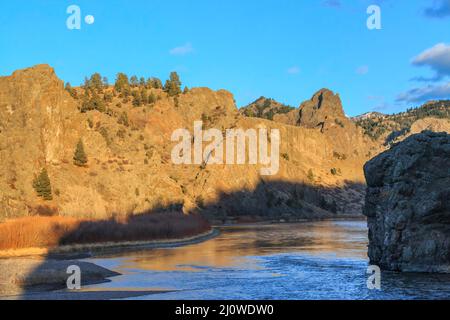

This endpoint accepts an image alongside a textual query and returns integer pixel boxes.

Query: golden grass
[0,212,211,251]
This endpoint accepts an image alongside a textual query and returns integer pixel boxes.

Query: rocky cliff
[363,131,450,273]
[0,65,381,222]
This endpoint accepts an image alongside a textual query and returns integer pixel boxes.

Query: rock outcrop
[363,131,450,273]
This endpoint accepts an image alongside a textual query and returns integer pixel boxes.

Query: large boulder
[363,131,450,273]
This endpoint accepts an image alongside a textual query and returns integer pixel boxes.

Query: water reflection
[83,220,450,300]
[100,221,368,272]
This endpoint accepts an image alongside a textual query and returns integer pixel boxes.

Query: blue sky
[0,0,449,116]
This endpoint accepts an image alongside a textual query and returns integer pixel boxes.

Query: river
[82,220,450,300]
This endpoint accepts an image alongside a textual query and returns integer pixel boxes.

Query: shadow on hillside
[12,179,366,300]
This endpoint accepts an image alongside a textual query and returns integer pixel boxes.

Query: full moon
[85,15,95,25]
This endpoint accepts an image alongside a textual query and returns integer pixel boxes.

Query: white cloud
[287,66,300,74]
[412,43,450,81]
[356,65,369,75]
[169,43,194,56]
[396,82,450,103]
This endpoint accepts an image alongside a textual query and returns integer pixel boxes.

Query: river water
[83,220,450,300]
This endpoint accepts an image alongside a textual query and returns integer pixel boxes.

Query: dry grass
[0,212,210,251]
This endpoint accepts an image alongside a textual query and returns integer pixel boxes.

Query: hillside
[353,100,450,145]
[0,65,382,224]
[244,92,450,147]
[240,97,295,121]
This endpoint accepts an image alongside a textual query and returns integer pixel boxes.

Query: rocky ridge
[0,65,382,222]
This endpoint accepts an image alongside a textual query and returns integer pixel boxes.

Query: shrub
[335,118,345,128]
[98,127,111,146]
[117,112,129,127]
[0,213,211,250]
[307,169,314,182]
[65,82,77,99]
[116,129,126,139]
[195,195,205,209]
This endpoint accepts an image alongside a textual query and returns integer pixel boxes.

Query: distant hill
[352,100,450,145]
[240,97,295,120]
[351,112,386,121]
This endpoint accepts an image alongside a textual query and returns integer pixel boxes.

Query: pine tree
[165,72,182,96]
[151,78,163,89]
[91,92,106,112]
[114,73,130,92]
[89,73,103,90]
[132,92,142,107]
[130,75,139,87]
[148,92,157,104]
[33,168,53,201]
[141,89,148,104]
[73,139,88,167]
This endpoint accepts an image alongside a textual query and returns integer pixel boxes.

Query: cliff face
[364,131,450,273]
[0,65,379,222]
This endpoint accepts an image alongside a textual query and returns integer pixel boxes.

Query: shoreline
[0,228,219,298]
[0,217,366,259]
[0,218,364,299]
[0,228,219,259]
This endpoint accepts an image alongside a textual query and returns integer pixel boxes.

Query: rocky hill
[242,93,450,147]
[0,65,381,223]
[351,112,385,121]
[240,97,295,121]
[353,100,450,145]
[364,131,450,273]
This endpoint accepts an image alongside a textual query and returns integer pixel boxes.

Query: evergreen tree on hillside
[114,73,130,92]
[132,91,142,107]
[89,73,103,90]
[130,75,139,87]
[139,77,146,87]
[148,92,157,104]
[91,92,106,112]
[32,168,53,200]
[164,72,182,96]
[151,78,163,89]
[141,89,148,104]
[73,139,88,167]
